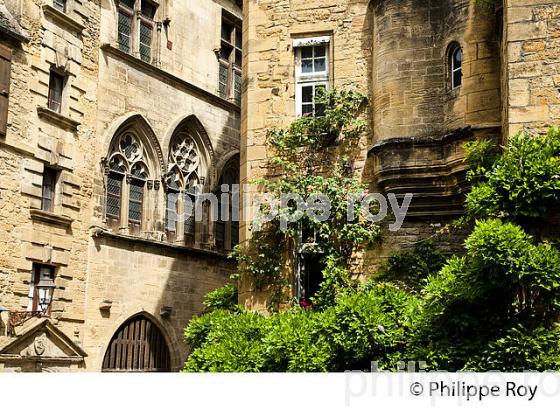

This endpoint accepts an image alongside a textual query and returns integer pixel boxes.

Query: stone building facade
[0,0,242,372]
[239,0,560,309]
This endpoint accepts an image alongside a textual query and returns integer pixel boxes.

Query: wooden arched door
[102,315,171,372]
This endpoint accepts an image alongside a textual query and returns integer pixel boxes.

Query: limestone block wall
[372,0,501,142]
[82,234,233,371]
[504,0,560,136]
[99,0,243,101]
[0,0,101,347]
[1,0,242,371]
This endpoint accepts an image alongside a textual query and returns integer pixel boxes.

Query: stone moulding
[42,4,85,34]
[368,127,500,218]
[30,209,74,228]
[37,106,81,131]
[91,227,234,260]
[100,43,241,114]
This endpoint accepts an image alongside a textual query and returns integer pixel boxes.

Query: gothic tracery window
[165,132,204,244]
[106,132,150,232]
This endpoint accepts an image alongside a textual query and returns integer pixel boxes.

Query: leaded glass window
[118,10,132,53]
[128,178,144,223]
[139,22,153,62]
[106,173,123,219]
[106,132,150,231]
[165,131,205,244]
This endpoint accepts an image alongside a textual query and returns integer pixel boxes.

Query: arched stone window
[165,131,206,246]
[215,156,239,251]
[448,43,462,90]
[105,127,157,234]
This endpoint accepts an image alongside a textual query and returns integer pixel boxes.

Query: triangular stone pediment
[0,318,86,361]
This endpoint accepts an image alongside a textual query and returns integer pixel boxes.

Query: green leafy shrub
[464,325,560,372]
[184,310,268,372]
[379,241,447,292]
[183,284,420,372]
[203,284,239,312]
[406,219,560,370]
[465,129,560,227]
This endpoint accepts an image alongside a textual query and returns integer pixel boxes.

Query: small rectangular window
[41,167,57,212]
[27,264,55,314]
[48,71,64,113]
[53,0,67,12]
[295,40,330,117]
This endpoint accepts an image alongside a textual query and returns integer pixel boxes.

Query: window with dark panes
[0,45,11,138]
[449,43,462,90]
[128,178,144,226]
[117,0,134,53]
[166,188,179,237]
[184,192,196,237]
[218,12,242,103]
[106,172,123,224]
[215,196,225,248]
[27,264,55,314]
[139,0,156,62]
[53,0,67,12]
[41,167,57,212]
[295,39,329,117]
[117,0,157,61]
[48,70,64,113]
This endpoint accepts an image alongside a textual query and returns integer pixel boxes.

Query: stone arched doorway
[102,314,171,372]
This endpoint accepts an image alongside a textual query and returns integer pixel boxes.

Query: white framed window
[294,36,330,117]
[449,43,462,90]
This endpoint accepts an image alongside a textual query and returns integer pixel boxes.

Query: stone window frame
[293,36,331,117]
[47,69,66,114]
[105,129,155,235]
[214,159,239,252]
[53,0,67,13]
[164,130,208,247]
[117,0,159,63]
[40,166,59,213]
[447,42,463,91]
[217,9,242,104]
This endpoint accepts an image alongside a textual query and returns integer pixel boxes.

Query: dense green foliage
[184,283,419,372]
[184,120,560,372]
[378,241,447,293]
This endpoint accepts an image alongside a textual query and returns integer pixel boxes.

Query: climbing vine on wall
[230,88,382,310]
